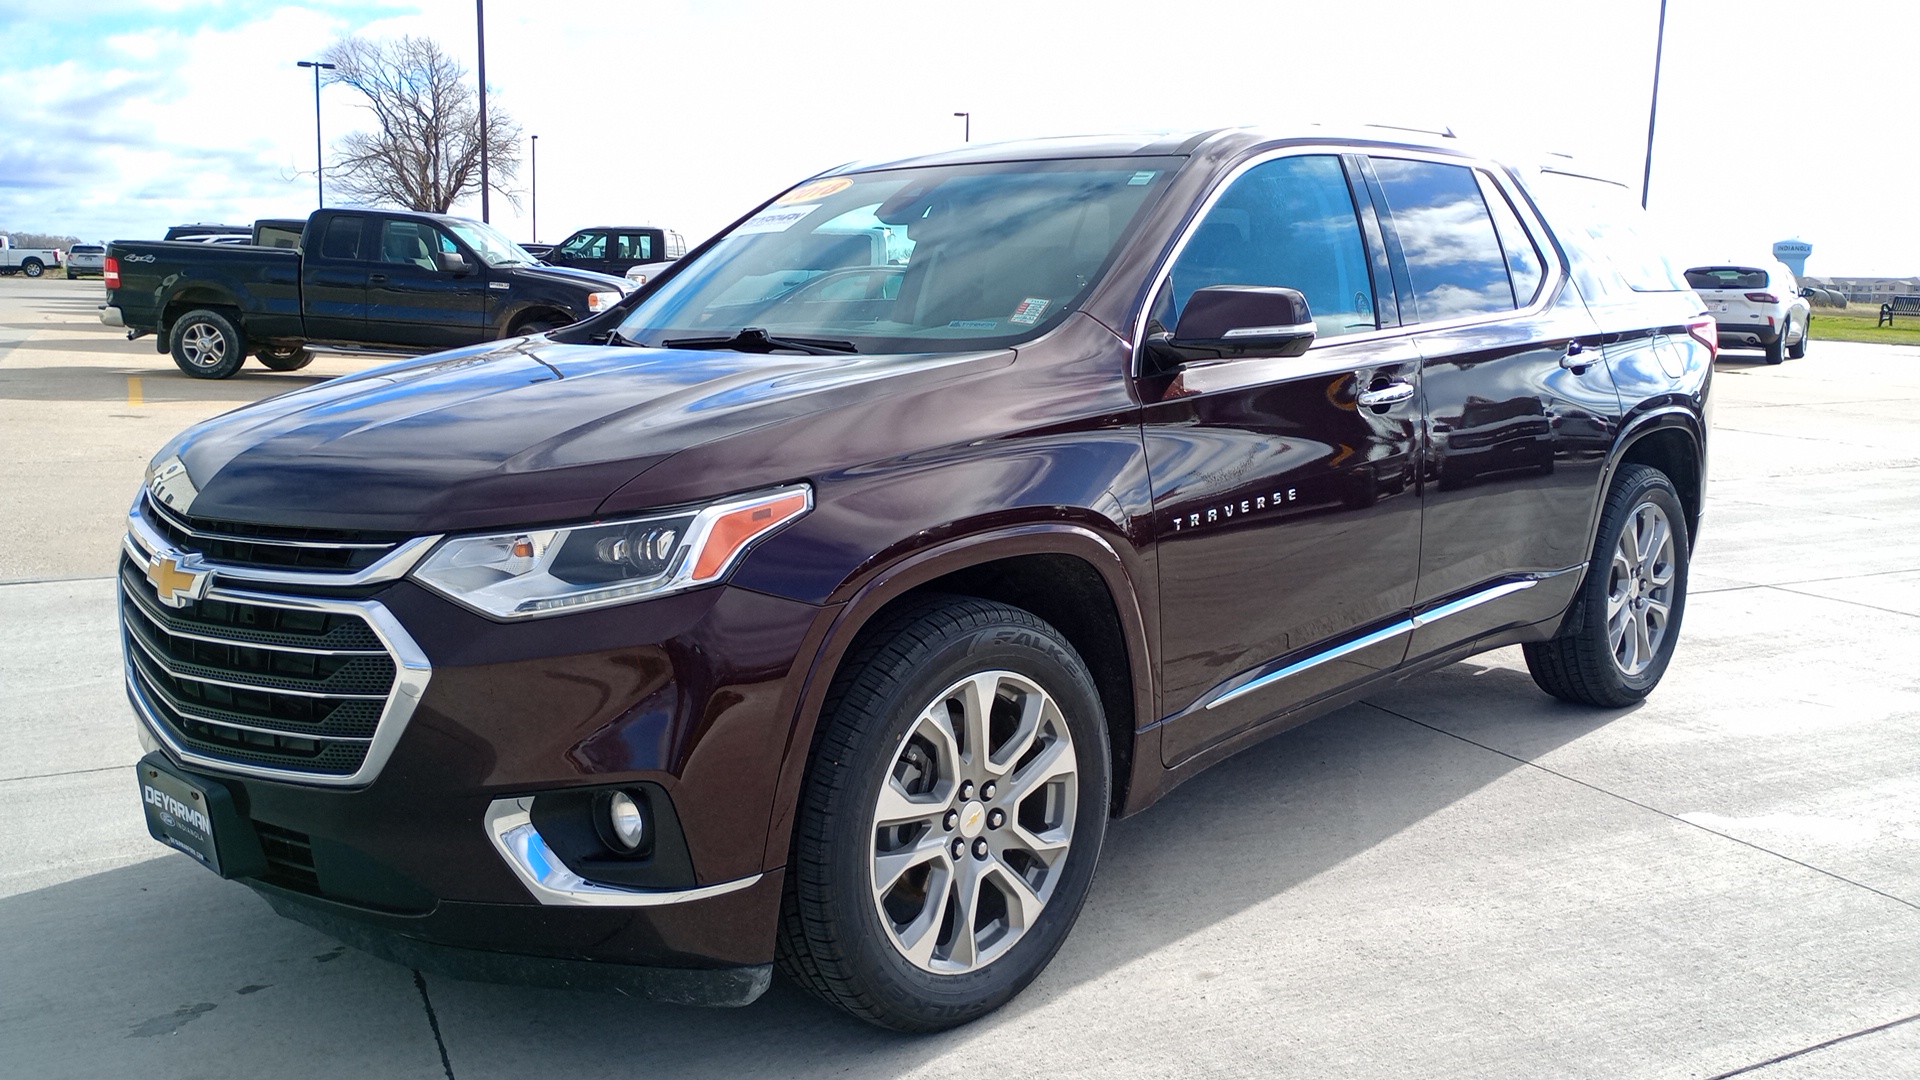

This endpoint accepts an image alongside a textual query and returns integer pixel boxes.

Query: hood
[514,263,628,290]
[162,340,1009,533]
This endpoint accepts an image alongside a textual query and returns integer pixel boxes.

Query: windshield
[615,158,1179,353]
[445,218,538,268]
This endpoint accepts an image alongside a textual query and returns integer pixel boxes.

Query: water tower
[1773,240,1812,277]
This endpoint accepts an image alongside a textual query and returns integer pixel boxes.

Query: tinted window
[1371,158,1515,321]
[1476,172,1544,306]
[1685,267,1769,290]
[1168,155,1377,339]
[319,217,364,261]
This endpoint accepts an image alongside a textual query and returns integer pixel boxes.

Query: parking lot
[3,274,1917,1078]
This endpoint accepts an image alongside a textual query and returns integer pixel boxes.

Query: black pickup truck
[102,208,632,378]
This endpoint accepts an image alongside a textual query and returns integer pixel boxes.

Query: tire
[254,344,316,371]
[1763,320,1787,364]
[22,259,43,278]
[168,310,247,379]
[777,596,1111,1032]
[1524,463,1690,707]
[512,318,560,336]
[1787,315,1809,359]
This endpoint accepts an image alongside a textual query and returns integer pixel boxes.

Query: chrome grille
[120,554,431,786]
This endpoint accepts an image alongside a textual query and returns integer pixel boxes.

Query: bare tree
[321,35,521,214]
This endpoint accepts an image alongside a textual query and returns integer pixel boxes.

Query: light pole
[1641,0,1668,209]
[954,111,970,143]
[472,0,487,220]
[296,60,335,209]
[530,134,538,243]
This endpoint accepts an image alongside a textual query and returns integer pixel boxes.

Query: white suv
[1685,262,1810,364]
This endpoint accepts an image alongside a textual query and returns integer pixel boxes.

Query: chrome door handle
[1561,341,1593,370]
[1357,381,1415,408]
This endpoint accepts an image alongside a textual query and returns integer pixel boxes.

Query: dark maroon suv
[125,128,1713,1031]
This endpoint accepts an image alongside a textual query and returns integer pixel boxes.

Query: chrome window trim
[123,581,432,788]
[1194,576,1549,713]
[1128,143,1570,375]
[127,496,440,589]
[483,798,762,908]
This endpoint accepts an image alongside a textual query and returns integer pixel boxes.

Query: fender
[1587,405,1705,541]
[757,521,1161,871]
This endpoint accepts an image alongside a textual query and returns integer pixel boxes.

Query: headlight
[586,290,626,314]
[411,485,811,619]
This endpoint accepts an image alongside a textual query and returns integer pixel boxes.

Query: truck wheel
[1523,464,1690,707]
[255,345,316,371]
[169,310,247,379]
[22,259,43,278]
[777,596,1110,1032]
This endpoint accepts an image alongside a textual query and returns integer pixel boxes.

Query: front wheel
[254,344,315,371]
[168,310,247,379]
[21,259,43,278]
[777,596,1111,1032]
[1524,464,1690,707]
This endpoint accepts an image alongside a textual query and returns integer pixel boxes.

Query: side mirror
[1147,286,1317,368]
[443,252,471,275]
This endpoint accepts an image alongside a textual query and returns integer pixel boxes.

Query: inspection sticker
[775,177,853,205]
[735,203,821,235]
[1128,170,1157,185]
[1009,298,1050,325]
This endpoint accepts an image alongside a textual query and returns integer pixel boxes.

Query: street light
[954,111,970,143]
[476,0,490,222]
[1641,0,1669,209]
[295,60,335,209]
[530,134,538,243]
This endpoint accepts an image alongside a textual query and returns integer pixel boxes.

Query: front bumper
[123,547,827,988]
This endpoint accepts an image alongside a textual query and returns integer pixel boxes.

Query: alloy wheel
[870,670,1078,974]
[180,322,227,369]
[1606,501,1675,675]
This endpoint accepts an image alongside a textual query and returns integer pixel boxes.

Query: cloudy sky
[3,0,1914,276]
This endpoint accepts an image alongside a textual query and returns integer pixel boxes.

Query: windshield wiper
[660,327,858,355]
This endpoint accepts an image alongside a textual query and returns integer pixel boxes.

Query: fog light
[606,790,647,852]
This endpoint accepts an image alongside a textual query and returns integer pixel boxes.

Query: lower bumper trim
[254,884,773,1007]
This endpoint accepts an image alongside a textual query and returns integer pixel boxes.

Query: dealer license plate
[139,762,223,874]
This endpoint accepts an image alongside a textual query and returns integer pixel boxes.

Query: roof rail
[1362,123,1456,139]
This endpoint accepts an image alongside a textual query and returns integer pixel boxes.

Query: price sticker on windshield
[736,204,822,235]
[1010,297,1051,325]
[775,178,853,205]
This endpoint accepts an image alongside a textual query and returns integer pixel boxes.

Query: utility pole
[474,0,487,220]
[530,134,538,242]
[296,60,335,209]
[1642,0,1668,210]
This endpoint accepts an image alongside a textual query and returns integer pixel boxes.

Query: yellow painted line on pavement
[128,376,143,407]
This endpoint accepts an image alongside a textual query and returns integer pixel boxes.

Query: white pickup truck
[0,236,65,278]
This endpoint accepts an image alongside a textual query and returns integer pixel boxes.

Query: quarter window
[1370,158,1516,321]
[1167,155,1378,339]
[1476,172,1545,307]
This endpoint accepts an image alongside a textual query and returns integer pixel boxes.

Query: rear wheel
[777,596,1110,1032]
[169,310,247,379]
[1787,315,1809,359]
[1764,320,1787,364]
[254,344,315,371]
[1524,464,1689,707]
[22,259,43,278]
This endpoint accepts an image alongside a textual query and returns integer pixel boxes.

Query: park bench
[1877,295,1920,326]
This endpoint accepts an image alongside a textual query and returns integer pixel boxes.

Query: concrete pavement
[2,277,1916,1078]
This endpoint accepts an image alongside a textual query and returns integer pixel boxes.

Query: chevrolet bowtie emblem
[146,553,211,608]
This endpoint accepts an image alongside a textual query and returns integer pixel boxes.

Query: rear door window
[1166,154,1378,339]
[616,233,654,261]
[318,216,366,261]
[1369,158,1516,321]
